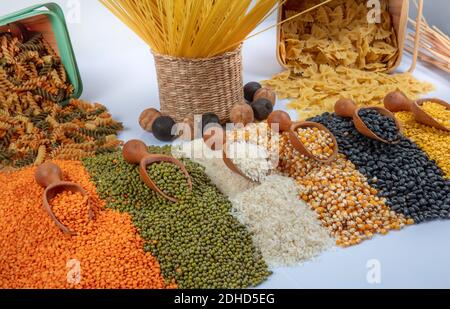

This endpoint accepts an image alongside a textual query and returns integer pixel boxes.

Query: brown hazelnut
[139,108,161,132]
[230,102,254,125]
[254,88,276,106]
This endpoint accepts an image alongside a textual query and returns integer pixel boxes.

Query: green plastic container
[0,3,82,98]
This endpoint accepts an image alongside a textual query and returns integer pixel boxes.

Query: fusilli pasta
[0,33,124,170]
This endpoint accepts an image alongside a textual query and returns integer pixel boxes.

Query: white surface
[409,0,450,34]
[2,0,450,289]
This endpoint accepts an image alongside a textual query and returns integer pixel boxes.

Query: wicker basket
[276,0,424,73]
[153,46,244,124]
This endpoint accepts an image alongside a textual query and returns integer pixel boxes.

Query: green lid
[0,3,83,98]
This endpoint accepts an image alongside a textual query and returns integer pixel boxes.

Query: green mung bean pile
[82,146,270,289]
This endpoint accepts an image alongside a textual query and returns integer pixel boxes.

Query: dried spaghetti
[100,0,279,58]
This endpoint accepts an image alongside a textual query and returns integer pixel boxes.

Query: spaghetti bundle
[100,0,279,58]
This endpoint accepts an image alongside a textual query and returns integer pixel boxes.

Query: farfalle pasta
[265,0,434,120]
[280,0,399,73]
[264,65,434,120]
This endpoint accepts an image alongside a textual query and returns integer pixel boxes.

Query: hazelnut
[139,108,161,132]
[230,102,254,125]
[254,88,276,106]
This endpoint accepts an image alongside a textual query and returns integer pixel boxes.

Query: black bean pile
[358,109,400,142]
[83,147,270,288]
[310,113,450,223]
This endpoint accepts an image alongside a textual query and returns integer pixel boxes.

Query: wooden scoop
[122,140,192,203]
[222,142,259,183]
[384,90,449,132]
[268,110,338,163]
[335,99,402,144]
[289,121,339,164]
[415,98,450,131]
[35,162,94,236]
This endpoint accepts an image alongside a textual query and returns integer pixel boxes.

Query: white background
[409,0,450,34]
[1,0,450,288]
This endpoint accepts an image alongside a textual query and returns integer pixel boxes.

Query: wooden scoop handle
[35,162,63,188]
[123,140,149,164]
[384,90,414,112]
[123,139,193,203]
[335,99,357,118]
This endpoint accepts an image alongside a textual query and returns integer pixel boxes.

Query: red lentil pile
[51,191,91,233]
[0,160,175,289]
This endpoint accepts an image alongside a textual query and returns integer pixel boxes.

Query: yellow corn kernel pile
[296,127,335,160]
[396,111,450,178]
[278,133,411,247]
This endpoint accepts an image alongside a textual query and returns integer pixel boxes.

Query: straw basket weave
[153,46,244,124]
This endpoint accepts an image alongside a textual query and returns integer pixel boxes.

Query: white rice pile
[172,139,255,198]
[227,141,272,183]
[231,175,335,267]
